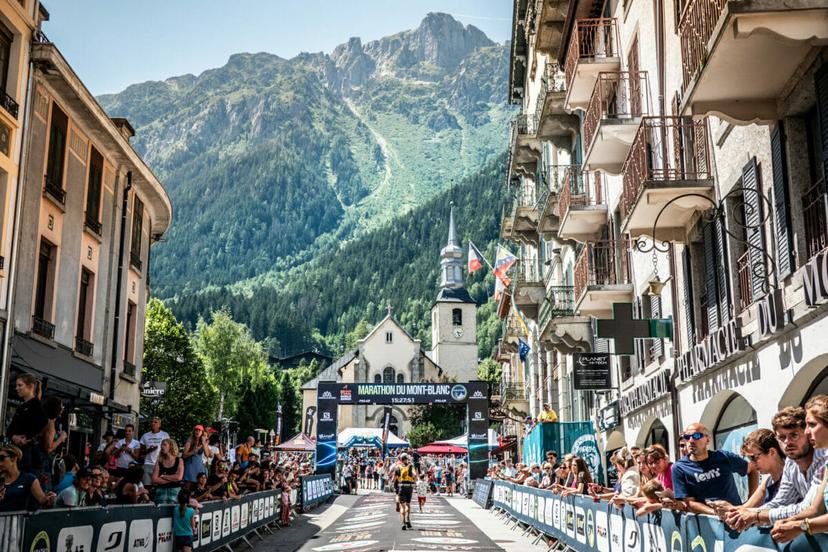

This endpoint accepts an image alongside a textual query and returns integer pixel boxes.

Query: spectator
[56,468,91,507]
[52,454,78,494]
[40,396,67,458]
[525,464,542,488]
[546,451,558,469]
[539,403,558,423]
[561,457,592,496]
[183,425,211,486]
[416,473,429,512]
[173,488,196,552]
[540,463,555,488]
[85,467,109,506]
[113,424,141,478]
[0,444,56,511]
[205,432,224,469]
[236,437,255,468]
[114,464,150,504]
[726,407,826,530]
[6,374,48,475]
[192,472,215,501]
[502,459,517,479]
[152,438,184,504]
[645,445,673,492]
[668,423,757,515]
[772,395,828,542]
[96,430,117,470]
[140,416,169,486]
[737,429,785,509]
[637,479,667,517]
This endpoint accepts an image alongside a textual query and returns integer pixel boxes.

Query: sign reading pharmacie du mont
[333,382,480,405]
[619,369,671,417]
[675,317,746,384]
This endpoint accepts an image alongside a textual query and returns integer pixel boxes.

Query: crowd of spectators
[487,395,828,543]
[0,374,311,527]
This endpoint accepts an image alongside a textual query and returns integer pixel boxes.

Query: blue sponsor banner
[491,480,828,552]
[523,422,604,484]
[300,474,334,512]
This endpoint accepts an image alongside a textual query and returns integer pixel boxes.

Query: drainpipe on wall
[0,39,37,427]
[109,171,131,407]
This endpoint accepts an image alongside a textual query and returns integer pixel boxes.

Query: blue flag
[518,338,531,361]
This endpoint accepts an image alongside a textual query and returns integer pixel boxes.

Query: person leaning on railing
[772,395,828,543]
[560,457,593,497]
[0,444,56,511]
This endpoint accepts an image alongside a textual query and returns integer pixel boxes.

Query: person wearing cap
[539,403,558,423]
[183,425,211,486]
[140,416,169,487]
[392,453,417,530]
[56,467,92,507]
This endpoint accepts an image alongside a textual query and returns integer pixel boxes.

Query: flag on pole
[511,302,530,337]
[468,241,484,273]
[518,338,531,361]
[494,275,507,301]
[493,245,517,286]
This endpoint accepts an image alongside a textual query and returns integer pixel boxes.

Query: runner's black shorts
[398,483,414,503]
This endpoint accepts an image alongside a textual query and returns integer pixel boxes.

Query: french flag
[468,241,484,274]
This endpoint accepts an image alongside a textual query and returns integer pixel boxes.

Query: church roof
[359,313,420,345]
[435,287,475,304]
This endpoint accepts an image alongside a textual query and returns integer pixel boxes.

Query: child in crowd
[636,479,669,517]
[173,489,196,552]
[415,473,429,512]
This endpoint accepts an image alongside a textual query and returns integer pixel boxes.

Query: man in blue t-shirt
[670,423,758,515]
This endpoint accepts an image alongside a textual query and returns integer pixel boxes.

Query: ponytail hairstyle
[615,447,636,469]
[178,488,191,517]
[17,373,42,400]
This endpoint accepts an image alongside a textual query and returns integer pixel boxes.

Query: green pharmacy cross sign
[596,302,673,355]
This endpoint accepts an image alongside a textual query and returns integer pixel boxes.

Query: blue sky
[42,1,512,96]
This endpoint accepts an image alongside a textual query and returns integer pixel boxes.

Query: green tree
[344,319,371,350]
[406,422,440,449]
[235,372,281,443]
[408,404,465,447]
[194,308,269,419]
[141,298,218,443]
[477,358,502,384]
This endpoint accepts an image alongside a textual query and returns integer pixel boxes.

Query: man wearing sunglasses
[669,423,757,515]
[724,407,827,531]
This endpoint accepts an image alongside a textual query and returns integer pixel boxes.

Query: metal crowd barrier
[0,488,284,551]
[488,480,828,552]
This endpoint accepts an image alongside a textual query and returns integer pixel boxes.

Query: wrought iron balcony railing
[574,238,632,303]
[558,167,603,219]
[620,116,711,220]
[123,360,137,378]
[539,286,576,329]
[130,251,143,271]
[32,315,55,340]
[43,176,66,204]
[564,18,620,92]
[737,251,753,312]
[85,213,102,235]
[678,0,727,91]
[802,178,828,261]
[499,381,529,402]
[514,258,543,285]
[0,90,19,119]
[583,72,650,156]
[75,337,94,357]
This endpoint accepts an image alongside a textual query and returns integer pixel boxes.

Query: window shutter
[703,223,720,332]
[771,123,794,279]
[594,337,608,353]
[634,297,646,372]
[742,157,766,301]
[682,246,696,346]
[815,63,828,181]
[714,215,732,322]
[650,294,663,359]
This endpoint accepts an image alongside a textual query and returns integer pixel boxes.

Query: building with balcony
[500,0,828,482]
[0,18,172,454]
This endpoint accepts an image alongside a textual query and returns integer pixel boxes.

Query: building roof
[300,350,356,390]
[435,287,475,304]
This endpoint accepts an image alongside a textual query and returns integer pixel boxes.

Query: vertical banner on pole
[381,406,393,459]
[315,382,339,478]
[304,406,316,436]
[466,380,490,480]
[274,404,283,445]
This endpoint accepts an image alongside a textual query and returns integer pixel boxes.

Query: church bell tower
[430,204,478,382]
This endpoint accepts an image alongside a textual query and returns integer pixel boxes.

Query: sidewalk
[444,495,550,552]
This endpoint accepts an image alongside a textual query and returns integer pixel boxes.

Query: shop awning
[12,334,104,396]
[417,444,467,454]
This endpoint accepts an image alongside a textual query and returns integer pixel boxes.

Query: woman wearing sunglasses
[0,444,56,511]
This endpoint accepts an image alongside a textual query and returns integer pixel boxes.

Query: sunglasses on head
[681,431,706,441]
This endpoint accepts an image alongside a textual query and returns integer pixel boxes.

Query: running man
[392,453,417,530]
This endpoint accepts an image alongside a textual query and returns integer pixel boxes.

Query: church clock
[453,327,464,339]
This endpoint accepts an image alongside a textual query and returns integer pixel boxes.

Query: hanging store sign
[141,381,167,398]
[597,401,620,432]
[675,318,746,384]
[758,288,786,338]
[802,250,828,307]
[619,370,671,417]
[573,353,612,390]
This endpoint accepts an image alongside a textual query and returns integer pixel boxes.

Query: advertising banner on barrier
[491,480,828,552]
[21,489,282,552]
[300,474,334,512]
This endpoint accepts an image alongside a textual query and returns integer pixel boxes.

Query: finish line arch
[315,380,490,480]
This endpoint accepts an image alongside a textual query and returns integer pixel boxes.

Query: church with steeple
[300,207,479,438]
